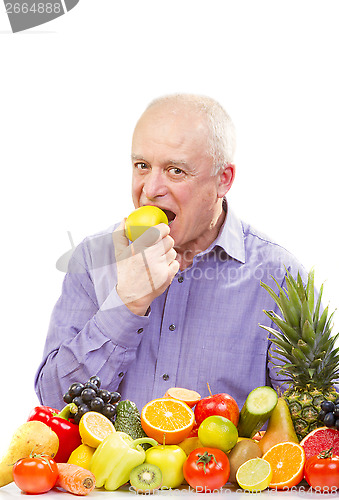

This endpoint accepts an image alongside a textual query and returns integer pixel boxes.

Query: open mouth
[162,209,176,225]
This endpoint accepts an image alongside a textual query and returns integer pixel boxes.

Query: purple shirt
[35,202,307,412]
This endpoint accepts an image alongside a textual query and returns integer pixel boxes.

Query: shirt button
[118,372,124,378]
[137,328,143,334]
[169,324,176,331]
[178,276,184,283]
[162,374,169,381]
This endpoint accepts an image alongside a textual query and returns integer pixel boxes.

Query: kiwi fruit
[130,463,162,493]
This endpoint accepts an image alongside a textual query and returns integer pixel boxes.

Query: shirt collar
[211,198,246,264]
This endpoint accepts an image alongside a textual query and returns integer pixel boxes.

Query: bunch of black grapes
[63,376,121,424]
[318,398,339,430]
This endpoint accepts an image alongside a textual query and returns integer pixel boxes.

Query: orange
[163,387,201,408]
[141,398,195,445]
[78,411,116,448]
[262,441,305,489]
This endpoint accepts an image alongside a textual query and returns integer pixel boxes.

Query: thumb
[112,219,129,259]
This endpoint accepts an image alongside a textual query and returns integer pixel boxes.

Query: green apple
[145,444,187,489]
[198,415,238,453]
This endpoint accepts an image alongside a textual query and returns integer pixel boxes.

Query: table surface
[0,481,334,499]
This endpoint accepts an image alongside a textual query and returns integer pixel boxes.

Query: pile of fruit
[1,268,339,494]
[1,380,339,495]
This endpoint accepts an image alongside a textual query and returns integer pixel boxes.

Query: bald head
[141,94,236,174]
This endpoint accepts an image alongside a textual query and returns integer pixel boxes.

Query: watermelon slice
[300,427,339,459]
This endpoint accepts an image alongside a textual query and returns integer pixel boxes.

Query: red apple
[194,387,239,427]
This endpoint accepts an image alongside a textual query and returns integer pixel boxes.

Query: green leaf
[313,283,324,328]
[306,267,315,314]
[301,320,315,348]
[297,272,307,302]
[301,300,313,329]
[297,339,312,358]
[260,281,283,314]
[317,305,329,334]
[263,310,300,343]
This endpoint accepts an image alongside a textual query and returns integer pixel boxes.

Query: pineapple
[260,268,339,441]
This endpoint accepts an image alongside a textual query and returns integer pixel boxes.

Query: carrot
[55,463,95,495]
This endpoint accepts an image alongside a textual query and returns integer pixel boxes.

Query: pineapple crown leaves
[260,267,339,389]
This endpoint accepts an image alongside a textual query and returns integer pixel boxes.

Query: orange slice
[262,441,305,489]
[78,411,115,448]
[141,398,195,444]
[163,387,201,408]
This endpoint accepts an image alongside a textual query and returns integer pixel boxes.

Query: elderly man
[35,94,307,412]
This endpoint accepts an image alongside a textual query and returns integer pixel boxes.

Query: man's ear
[217,163,236,198]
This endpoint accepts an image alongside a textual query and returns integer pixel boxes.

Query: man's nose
[142,169,168,199]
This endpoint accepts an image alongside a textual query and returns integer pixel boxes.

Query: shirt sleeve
[34,240,149,409]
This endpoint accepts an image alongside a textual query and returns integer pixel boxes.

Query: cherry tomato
[13,455,58,494]
[304,450,339,492]
[183,447,230,492]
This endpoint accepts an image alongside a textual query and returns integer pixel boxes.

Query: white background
[0,0,338,452]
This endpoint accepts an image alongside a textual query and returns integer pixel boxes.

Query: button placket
[152,274,188,392]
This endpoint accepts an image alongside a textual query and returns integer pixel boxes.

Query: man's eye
[135,162,148,170]
[169,167,185,176]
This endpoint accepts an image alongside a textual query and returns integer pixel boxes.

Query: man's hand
[113,220,180,316]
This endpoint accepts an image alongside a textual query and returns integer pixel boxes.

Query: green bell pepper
[90,431,158,491]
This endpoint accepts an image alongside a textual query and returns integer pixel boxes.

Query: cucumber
[114,400,151,449]
[237,386,278,438]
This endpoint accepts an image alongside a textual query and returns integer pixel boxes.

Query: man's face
[131,103,228,251]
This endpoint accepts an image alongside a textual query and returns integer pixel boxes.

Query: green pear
[258,398,299,454]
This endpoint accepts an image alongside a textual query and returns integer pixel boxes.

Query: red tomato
[13,455,58,494]
[304,451,339,492]
[183,447,230,492]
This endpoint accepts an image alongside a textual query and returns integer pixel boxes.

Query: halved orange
[262,441,305,489]
[141,398,195,444]
[163,387,201,408]
[78,411,115,448]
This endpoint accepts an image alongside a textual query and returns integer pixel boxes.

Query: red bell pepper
[27,403,81,463]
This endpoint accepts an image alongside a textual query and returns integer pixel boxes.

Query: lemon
[68,443,96,469]
[236,457,272,492]
[78,411,116,448]
[125,206,168,241]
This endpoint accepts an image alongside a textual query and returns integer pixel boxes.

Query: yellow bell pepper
[89,431,158,491]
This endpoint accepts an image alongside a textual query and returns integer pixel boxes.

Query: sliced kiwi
[130,463,162,493]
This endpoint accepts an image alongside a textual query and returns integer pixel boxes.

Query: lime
[198,415,238,453]
[236,458,272,492]
[67,443,96,469]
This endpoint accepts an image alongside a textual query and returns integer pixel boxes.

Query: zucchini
[237,386,278,438]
